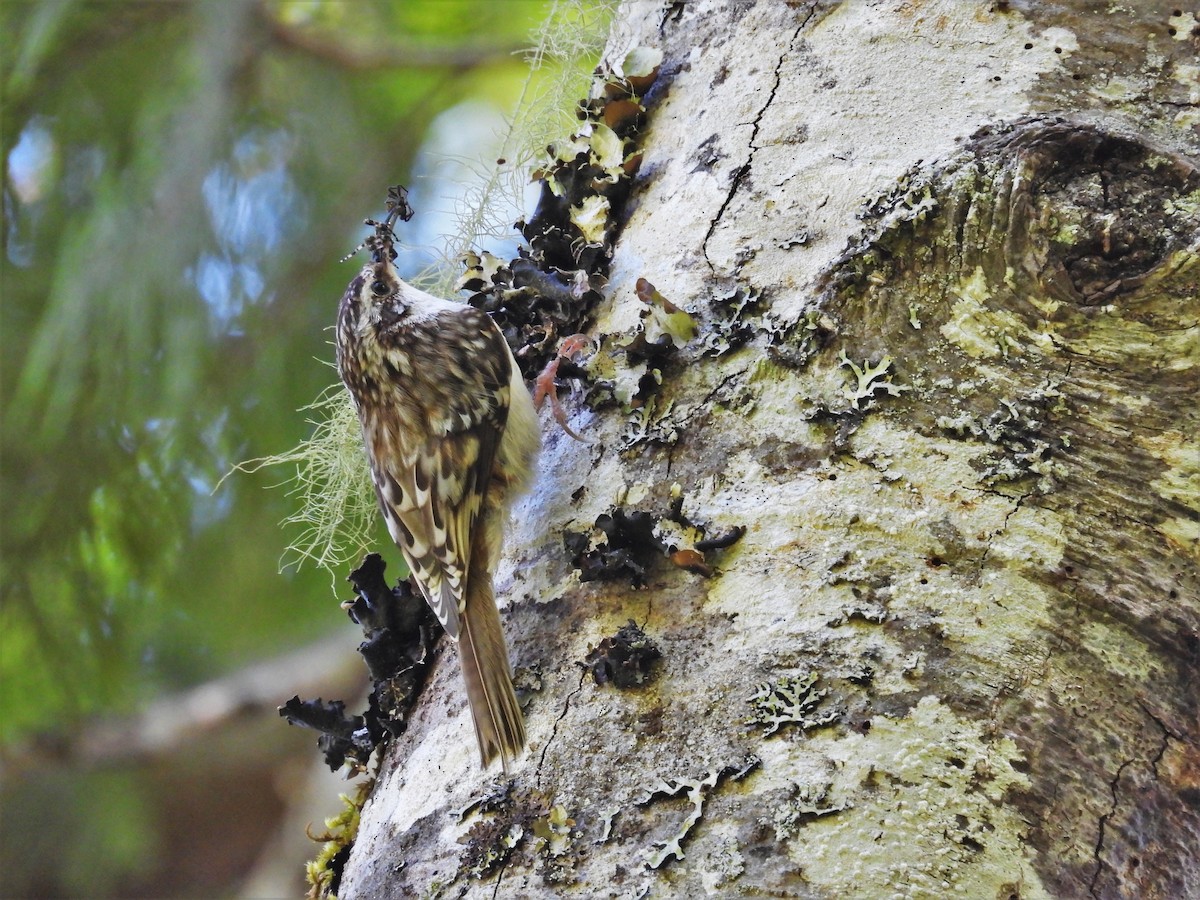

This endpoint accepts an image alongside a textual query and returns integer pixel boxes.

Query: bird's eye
[370,279,390,297]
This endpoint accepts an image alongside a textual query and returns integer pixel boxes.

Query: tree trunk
[340,2,1199,897]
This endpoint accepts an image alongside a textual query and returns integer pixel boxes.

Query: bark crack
[701,166,750,275]
[1089,757,1135,898]
[492,860,508,900]
[666,368,747,473]
[977,485,1032,576]
[701,8,814,274]
[1138,699,1179,778]
[536,668,586,786]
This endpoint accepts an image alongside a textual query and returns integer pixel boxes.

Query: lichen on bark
[338,3,1200,897]
[784,115,1200,898]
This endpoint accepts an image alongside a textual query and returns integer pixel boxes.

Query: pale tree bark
[339,2,1199,898]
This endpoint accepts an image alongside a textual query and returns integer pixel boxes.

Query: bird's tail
[458,558,526,771]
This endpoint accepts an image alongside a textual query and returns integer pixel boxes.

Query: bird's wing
[369,308,511,639]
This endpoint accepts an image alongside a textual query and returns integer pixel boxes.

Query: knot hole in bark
[994,121,1200,305]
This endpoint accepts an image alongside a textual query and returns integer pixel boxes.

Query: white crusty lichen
[697,831,746,893]
[698,418,1061,897]
[769,780,848,841]
[793,696,1049,899]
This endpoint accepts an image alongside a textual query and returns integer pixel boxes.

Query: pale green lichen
[1142,429,1200,559]
[837,349,910,409]
[570,194,611,244]
[455,787,581,885]
[463,823,524,879]
[1077,619,1167,683]
[583,346,647,410]
[523,802,575,863]
[620,45,663,80]
[1159,515,1200,558]
[639,759,758,869]
[588,122,625,172]
[746,672,839,737]
[642,297,699,350]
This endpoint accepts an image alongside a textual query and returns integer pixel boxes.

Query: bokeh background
[1,2,607,896]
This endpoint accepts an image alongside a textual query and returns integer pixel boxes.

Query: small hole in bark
[1169,589,1178,599]
[919,577,928,585]
[1064,565,1075,575]
[1024,42,1033,49]
[1054,46,1062,53]
[1168,27,1177,36]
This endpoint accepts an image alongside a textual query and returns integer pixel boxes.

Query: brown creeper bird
[335,201,539,770]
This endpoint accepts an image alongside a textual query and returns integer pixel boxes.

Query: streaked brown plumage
[335,256,539,770]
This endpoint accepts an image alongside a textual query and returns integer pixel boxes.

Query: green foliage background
[0,1,609,895]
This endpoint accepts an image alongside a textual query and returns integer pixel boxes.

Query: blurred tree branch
[0,631,366,778]
[258,2,528,72]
